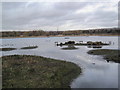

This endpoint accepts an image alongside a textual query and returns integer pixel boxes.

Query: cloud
[2,1,118,31]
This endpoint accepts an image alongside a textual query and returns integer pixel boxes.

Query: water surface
[0,36,119,88]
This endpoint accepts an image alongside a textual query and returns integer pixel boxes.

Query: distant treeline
[0,28,120,38]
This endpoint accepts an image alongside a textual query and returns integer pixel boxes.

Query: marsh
[1,36,119,88]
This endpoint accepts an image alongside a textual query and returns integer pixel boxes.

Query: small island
[87,49,120,63]
[21,46,38,49]
[0,48,16,51]
[2,55,81,88]
[61,47,78,50]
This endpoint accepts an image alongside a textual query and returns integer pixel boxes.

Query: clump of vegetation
[0,48,16,51]
[56,41,109,47]
[2,55,81,88]
[61,47,78,50]
[21,46,38,49]
[87,49,120,63]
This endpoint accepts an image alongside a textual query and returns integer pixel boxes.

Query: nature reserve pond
[0,36,119,88]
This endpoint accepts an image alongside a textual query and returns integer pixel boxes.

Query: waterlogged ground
[0,36,119,88]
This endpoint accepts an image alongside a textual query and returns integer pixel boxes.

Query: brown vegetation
[1,28,120,38]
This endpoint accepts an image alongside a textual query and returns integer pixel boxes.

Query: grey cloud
[2,2,118,31]
[54,2,88,10]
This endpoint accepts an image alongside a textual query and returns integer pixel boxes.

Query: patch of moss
[87,49,120,63]
[21,46,38,49]
[2,55,81,88]
[0,48,16,51]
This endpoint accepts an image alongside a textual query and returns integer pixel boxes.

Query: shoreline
[87,49,120,63]
[0,34,119,39]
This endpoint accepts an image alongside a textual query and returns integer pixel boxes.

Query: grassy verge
[87,49,120,63]
[2,55,81,88]
[0,48,16,51]
[21,46,38,49]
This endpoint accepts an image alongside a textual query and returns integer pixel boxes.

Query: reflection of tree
[68,44,75,48]
[87,45,102,48]
[61,44,78,50]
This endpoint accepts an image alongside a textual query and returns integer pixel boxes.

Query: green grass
[87,49,120,63]
[2,55,81,88]
[0,48,16,51]
[21,46,38,49]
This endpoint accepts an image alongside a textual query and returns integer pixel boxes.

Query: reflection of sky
[1,36,119,88]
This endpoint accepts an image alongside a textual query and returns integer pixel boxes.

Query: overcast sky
[2,0,119,31]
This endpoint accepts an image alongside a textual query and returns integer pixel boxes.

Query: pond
[0,36,119,88]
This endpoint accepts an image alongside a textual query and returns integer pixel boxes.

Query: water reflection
[0,44,14,47]
[61,45,79,50]
[87,45,102,48]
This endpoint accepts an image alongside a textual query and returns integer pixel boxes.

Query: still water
[0,36,119,88]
